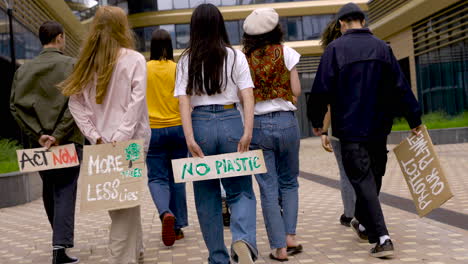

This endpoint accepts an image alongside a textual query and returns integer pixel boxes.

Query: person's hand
[321,135,333,152]
[411,125,423,136]
[38,135,57,149]
[292,96,298,105]
[96,138,104,144]
[238,133,252,153]
[187,138,204,158]
[313,127,323,137]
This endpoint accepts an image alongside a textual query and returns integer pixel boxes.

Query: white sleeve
[283,45,301,71]
[174,56,188,97]
[234,50,254,90]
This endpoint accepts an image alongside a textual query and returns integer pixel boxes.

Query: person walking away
[59,6,150,264]
[307,3,422,258]
[10,21,83,264]
[242,8,302,262]
[146,28,188,247]
[318,20,356,227]
[175,4,257,264]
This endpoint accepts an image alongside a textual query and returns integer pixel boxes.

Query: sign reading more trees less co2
[393,126,453,217]
[79,140,145,212]
[172,150,267,183]
[16,144,79,172]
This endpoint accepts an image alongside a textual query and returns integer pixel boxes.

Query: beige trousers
[108,205,143,264]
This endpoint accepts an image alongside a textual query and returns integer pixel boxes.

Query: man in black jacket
[307,3,422,258]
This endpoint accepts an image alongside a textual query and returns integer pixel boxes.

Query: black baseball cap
[336,2,365,21]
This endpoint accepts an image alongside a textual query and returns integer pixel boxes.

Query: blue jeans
[330,139,356,218]
[250,111,300,249]
[192,105,257,264]
[146,125,188,229]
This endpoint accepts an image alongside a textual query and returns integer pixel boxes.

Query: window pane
[190,0,205,8]
[206,0,221,5]
[286,17,303,41]
[157,0,172,10]
[176,24,190,49]
[225,21,240,45]
[174,0,189,9]
[303,14,334,40]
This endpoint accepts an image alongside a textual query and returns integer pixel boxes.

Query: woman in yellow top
[146,29,188,247]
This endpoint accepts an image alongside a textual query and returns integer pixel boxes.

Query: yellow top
[146,60,181,128]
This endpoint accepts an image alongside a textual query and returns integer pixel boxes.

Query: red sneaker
[161,213,176,246]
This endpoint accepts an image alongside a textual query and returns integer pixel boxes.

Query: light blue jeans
[330,138,356,218]
[192,105,257,264]
[250,111,300,249]
[146,126,188,229]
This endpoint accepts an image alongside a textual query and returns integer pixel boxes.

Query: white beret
[243,8,279,36]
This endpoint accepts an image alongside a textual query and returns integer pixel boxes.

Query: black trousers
[39,145,81,248]
[340,139,389,244]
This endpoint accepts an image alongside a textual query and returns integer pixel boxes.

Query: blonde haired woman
[60,6,150,264]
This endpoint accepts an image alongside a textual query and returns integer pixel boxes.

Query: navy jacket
[308,28,422,142]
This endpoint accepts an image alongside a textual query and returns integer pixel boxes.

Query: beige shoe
[232,241,254,264]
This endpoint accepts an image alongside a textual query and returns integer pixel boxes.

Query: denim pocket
[220,111,243,143]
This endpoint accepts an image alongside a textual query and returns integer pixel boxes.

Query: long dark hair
[150,29,173,61]
[242,25,284,56]
[320,19,342,48]
[183,4,235,96]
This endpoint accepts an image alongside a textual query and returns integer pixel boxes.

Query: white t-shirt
[174,48,254,107]
[254,45,301,115]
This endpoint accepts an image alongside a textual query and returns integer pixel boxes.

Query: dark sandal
[287,244,303,256]
[269,252,288,262]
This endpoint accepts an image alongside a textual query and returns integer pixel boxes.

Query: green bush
[0,138,21,174]
[392,111,468,131]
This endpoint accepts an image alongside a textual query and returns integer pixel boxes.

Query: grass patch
[0,138,21,174]
[392,111,468,131]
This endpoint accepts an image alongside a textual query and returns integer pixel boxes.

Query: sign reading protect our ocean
[79,140,145,212]
[16,144,79,172]
[172,150,267,183]
[393,126,453,217]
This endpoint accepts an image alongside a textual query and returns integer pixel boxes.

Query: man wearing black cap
[307,2,422,258]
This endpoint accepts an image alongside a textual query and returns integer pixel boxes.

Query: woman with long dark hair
[174,4,257,264]
[242,8,302,261]
[146,29,188,247]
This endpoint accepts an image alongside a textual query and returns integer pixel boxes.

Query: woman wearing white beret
[242,7,302,262]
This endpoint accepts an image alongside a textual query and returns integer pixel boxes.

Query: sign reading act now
[16,144,79,172]
[172,150,267,183]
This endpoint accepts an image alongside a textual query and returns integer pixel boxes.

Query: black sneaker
[370,239,394,258]
[52,247,79,264]
[340,214,352,227]
[222,198,230,227]
[350,218,368,241]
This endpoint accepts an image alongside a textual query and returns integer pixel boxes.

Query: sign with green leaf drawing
[79,140,146,212]
[171,150,267,183]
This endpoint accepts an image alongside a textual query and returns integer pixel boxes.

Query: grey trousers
[330,139,356,218]
[39,146,81,247]
[108,206,143,264]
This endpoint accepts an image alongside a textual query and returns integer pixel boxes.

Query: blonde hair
[60,6,135,104]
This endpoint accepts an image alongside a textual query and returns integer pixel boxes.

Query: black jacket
[308,28,422,142]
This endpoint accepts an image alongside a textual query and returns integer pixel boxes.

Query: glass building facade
[133,14,334,51]
[107,0,316,14]
[0,8,42,60]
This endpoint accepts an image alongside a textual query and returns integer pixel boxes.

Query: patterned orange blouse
[246,44,293,104]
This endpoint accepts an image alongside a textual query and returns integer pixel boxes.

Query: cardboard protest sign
[172,150,267,183]
[16,144,79,172]
[79,140,145,212]
[393,126,453,217]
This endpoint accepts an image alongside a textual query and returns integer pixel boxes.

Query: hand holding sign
[79,139,146,213]
[17,144,79,172]
[393,126,453,217]
[172,150,267,183]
